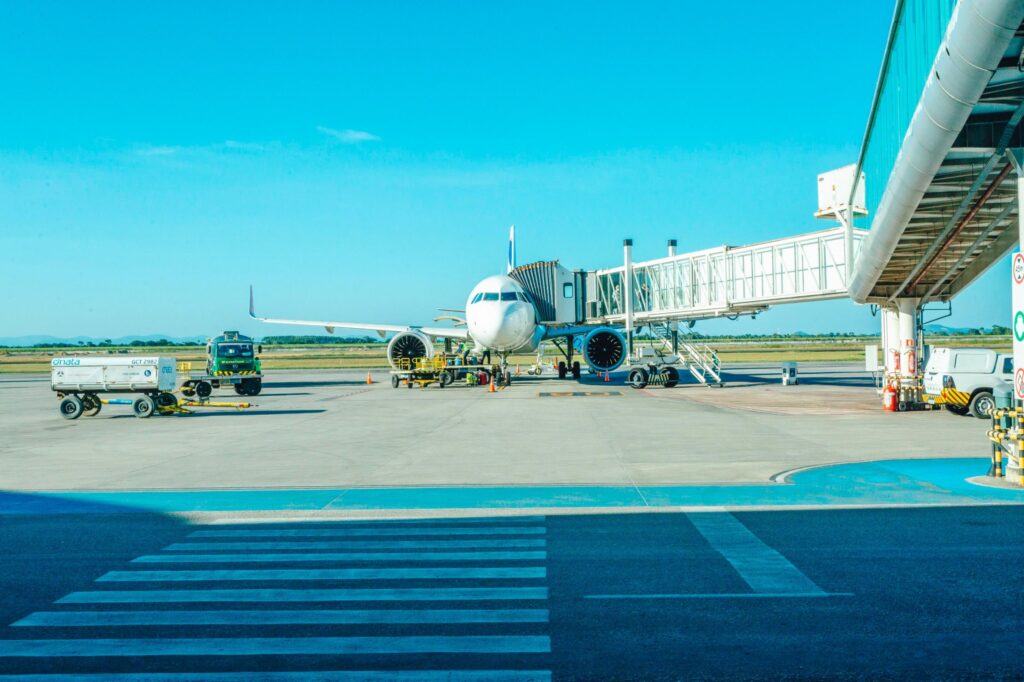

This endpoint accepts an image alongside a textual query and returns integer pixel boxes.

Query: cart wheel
[181,382,196,397]
[156,392,178,409]
[234,384,247,396]
[82,393,102,417]
[211,379,221,389]
[628,368,649,389]
[391,374,400,388]
[248,379,262,396]
[439,370,452,387]
[664,366,679,388]
[195,381,212,398]
[59,395,84,420]
[133,395,156,418]
[407,378,413,388]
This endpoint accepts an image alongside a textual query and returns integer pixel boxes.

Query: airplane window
[501,292,518,301]
[483,293,499,301]
[471,293,483,304]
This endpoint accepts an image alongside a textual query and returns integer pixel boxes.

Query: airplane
[248,226,628,385]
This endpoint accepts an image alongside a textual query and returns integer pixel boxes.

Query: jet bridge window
[563,283,574,298]
[471,293,483,304]
[501,292,518,301]
[483,293,499,301]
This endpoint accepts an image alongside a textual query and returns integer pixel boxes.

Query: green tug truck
[181,331,263,397]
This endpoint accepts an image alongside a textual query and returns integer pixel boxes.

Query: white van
[923,347,1013,418]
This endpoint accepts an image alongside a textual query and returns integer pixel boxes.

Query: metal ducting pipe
[848,0,1024,304]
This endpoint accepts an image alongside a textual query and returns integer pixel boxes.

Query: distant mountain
[0,334,206,347]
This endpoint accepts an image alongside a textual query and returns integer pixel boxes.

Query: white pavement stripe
[132,551,547,563]
[686,512,825,595]
[97,567,546,582]
[189,528,546,538]
[57,587,549,603]
[0,672,552,681]
[206,516,547,526]
[0,635,552,657]
[164,539,547,551]
[585,592,852,599]
[13,608,550,627]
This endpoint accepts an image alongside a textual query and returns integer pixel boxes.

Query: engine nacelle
[387,330,434,368]
[583,328,626,372]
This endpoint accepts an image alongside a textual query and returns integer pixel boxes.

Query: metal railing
[588,227,867,324]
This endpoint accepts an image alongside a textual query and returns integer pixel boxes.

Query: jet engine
[583,328,626,372]
[386,330,434,368]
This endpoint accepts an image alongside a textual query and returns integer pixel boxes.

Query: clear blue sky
[0,1,1010,339]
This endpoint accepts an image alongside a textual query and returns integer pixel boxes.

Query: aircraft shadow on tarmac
[719,370,875,388]
[266,380,370,389]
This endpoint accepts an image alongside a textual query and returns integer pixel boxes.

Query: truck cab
[923,347,1012,418]
[206,331,263,396]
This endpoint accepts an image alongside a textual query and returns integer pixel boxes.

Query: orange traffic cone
[604,371,610,383]
[366,372,373,385]
[515,365,520,376]
[489,375,497,393]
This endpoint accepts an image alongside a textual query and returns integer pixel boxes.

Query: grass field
[1,336,1012,374]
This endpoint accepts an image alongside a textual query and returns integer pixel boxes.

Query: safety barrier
[988,408,1024,485]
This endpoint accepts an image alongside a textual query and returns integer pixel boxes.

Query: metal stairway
[646,324,723,387]
[678,338,722,387]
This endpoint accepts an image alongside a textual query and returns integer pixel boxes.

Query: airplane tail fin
[507,224,516,273]
[249,285,257,319]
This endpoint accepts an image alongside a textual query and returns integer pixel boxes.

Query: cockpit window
[471,293,483,304]
[483,293,499,301]
[500,292,518,301]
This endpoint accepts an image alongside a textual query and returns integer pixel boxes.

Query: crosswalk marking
[132,550,547,563]
[0,672,552,681]
[2,518,552,678]
[687,512,825,595]
[13,608,550,627]
[58,586,549,603]
[189,527,546,538]
[0,635,552,657]
[98,567,546,582]
[164,539,547,550]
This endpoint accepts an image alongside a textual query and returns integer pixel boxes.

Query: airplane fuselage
[465,275,541,353]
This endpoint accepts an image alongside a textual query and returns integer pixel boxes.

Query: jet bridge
[584,226,867,327]
[511,226,867,329]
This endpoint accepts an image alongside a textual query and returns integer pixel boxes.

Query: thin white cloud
[135,145,181,156]
[317,126,381,144]
[221,140,267,152]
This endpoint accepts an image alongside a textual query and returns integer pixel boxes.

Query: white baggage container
[51,356,178,394]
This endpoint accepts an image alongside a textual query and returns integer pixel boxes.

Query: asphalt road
[0,503,1020,680]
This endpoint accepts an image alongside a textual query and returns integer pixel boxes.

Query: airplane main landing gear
[557,361,581,380]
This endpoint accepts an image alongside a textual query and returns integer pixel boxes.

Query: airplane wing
[248,287,471,340]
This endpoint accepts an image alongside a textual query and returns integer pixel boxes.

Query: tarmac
[2,361,1023,679]
[0,362,997,494]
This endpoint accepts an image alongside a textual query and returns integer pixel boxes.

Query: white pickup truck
[922,347,1013,418]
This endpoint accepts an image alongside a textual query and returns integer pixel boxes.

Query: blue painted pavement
[3,458,1022,514]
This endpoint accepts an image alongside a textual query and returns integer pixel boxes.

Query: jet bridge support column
[624,239,634,355]
[667,239,678,353]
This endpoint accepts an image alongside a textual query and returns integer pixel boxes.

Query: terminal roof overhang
[849,0,1024,305]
